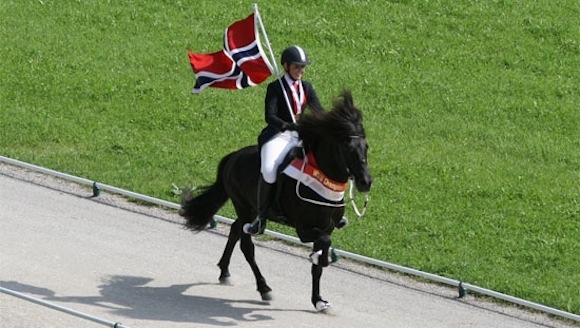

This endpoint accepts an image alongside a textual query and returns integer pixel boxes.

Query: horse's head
[342,134,372,193]
[298,90,372,193]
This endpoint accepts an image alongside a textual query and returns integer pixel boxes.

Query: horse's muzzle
[353,175,372,193]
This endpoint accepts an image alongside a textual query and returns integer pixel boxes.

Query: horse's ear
[342,90,354,108]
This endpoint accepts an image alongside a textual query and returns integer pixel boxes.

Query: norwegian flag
[188,14,273,93]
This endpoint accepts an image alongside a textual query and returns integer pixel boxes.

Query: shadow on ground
[1,276,311,326]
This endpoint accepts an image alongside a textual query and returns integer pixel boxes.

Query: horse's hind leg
[240,233,273,301]
[217,219,243,285]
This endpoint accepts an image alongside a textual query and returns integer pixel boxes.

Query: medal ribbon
[290,81,306,116]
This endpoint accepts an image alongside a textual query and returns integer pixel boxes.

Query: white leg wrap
[309,250,323,265]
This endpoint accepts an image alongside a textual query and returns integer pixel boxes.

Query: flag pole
[253,3,296,123]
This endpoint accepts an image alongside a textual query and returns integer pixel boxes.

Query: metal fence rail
[1,155,578,323]
[0,286,130,328]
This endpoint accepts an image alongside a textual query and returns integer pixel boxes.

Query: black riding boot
[243,176,275,235]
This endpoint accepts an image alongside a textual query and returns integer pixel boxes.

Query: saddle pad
[282,153,347,202]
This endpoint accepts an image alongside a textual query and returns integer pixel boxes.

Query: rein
[346,180,369,217]
[293,148,369,218]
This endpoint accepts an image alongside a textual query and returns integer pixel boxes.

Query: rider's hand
[283,123,298,131]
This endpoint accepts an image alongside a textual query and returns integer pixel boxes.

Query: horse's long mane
[298,90,364,149]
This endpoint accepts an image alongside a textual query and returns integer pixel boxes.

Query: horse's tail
[179,153,232,231]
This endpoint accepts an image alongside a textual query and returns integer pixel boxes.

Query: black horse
[179,90,372,311]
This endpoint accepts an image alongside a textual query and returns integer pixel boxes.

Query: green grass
[1,0,579,315]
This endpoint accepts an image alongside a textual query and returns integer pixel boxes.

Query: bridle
[345,135,369,217]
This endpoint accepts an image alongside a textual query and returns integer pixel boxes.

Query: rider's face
[285,63,306,80]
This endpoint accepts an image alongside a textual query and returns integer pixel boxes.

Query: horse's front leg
[310,233,332,312]
[240,233,273,301]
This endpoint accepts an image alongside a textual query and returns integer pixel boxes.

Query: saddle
[269,146,304,223]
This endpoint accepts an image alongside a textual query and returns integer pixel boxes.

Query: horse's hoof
[315,300,331,313]
[336,216,348,229]
[219,276,232,285]
[261,291,274,301]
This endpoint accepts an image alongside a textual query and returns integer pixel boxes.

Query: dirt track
[1,163,577,328]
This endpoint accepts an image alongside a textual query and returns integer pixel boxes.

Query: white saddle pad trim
[283,165,345,202]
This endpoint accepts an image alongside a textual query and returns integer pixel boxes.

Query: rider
[243,45,325,235]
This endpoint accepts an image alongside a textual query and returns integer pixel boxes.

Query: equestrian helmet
[281,45,311,66]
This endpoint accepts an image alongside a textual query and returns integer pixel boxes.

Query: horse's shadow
[1,276,305,326]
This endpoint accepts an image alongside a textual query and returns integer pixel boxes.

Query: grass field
[1,0,579,316]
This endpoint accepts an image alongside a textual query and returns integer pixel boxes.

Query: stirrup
[243,219,265,235]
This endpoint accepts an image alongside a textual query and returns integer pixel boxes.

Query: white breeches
[260,131,300,183]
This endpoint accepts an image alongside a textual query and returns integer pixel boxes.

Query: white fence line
[0,286,130,328]
[1,155,578,323]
